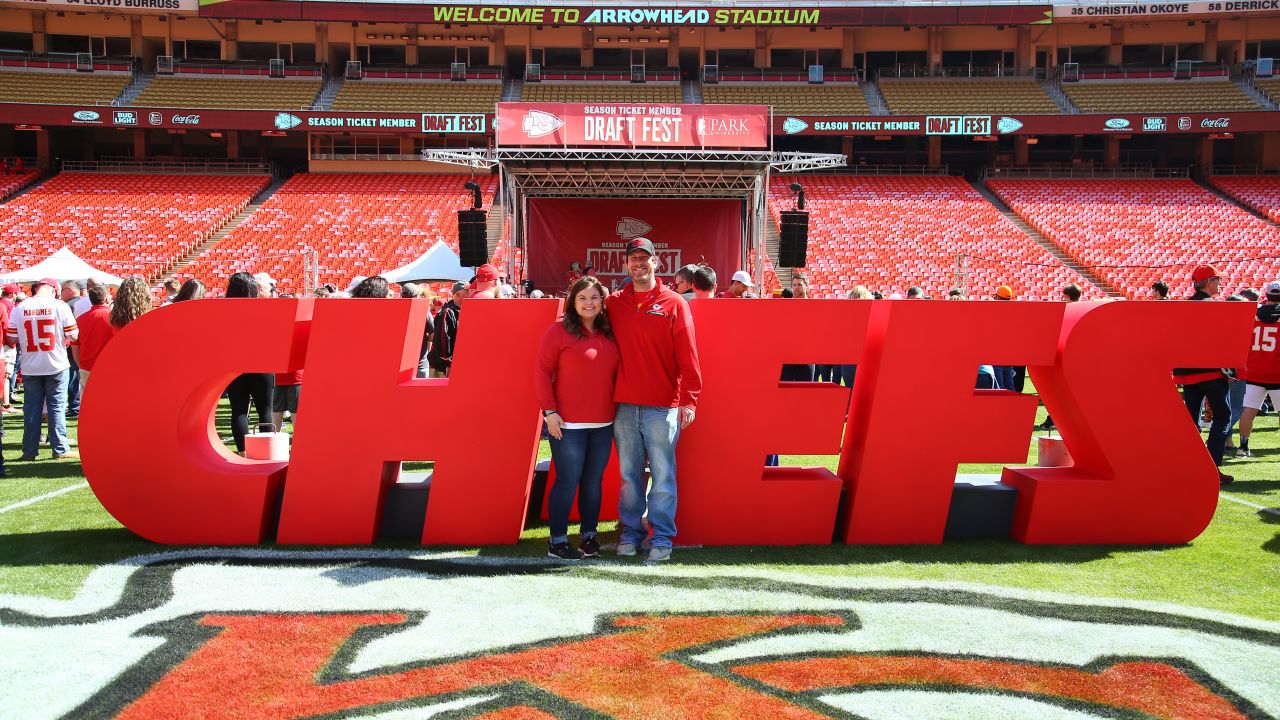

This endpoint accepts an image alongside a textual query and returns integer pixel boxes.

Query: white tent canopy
[0,248,124,286]
[379,241,473,284]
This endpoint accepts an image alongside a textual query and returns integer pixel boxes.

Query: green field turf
[1,392,1277,622]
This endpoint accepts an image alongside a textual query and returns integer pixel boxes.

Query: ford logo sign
[73,110,100,121]
[1105,118,1130,130]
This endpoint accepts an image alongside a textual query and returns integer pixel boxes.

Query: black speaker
[778,210,809,268]
[458,209,488,267]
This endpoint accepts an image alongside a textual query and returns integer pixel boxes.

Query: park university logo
[2,553,1277,720]
[615,216,652,240]
[522,109,564,138]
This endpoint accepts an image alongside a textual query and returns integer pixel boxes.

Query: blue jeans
[993,365,1017,391]
[66,353,80,415]
[1226,379,1246,442]
[23,370,69,457]
[547,425,613,543]
[614,403,680,549]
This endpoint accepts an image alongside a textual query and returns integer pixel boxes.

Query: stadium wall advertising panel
[2,103,1275,138]
[0,105,492,134]
[198,0,1053,26]
[774,111,1279,136]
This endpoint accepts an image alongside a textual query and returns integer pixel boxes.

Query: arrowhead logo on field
[4,554,1276,720]
[615,216,652,240]
[522,110,564,138]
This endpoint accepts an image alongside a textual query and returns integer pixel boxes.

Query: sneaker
[16,454,36,462]
[1235,447,1252,458]
[52,450,79,461]
[579,536,600,558]
[547,542,583,560]
[1219,471,1234,486]
[616,542,638,557]
[646,546,672,563]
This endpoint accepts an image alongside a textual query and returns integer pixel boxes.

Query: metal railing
[879,65,1033,79]
[60,159,274,175]
[981,165,1191,179]
[780,164,950,176]
[1209,165,1280,176]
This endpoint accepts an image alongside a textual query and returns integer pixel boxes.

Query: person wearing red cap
[604,236,702,563]
[469,264,500,299]
[4,278,79,460]
[1173,265,1234,485]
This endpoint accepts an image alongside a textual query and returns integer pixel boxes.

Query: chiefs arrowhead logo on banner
[521,109,564,138]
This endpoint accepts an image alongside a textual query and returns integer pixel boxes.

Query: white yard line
[1219,492,1280,516]
[0,482,89,515]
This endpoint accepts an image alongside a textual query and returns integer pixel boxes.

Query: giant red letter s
[1004,300,1255,544]
[80,299,312,544]
[676,299,870,545]
[276,298,559,545]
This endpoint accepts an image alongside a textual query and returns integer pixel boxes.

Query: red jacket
[534,322,620,423]
[605,280,702,409]
[75,305,116,372]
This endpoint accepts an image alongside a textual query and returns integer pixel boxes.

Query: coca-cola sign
[1201,117,1230,129]
[170,114,201,125]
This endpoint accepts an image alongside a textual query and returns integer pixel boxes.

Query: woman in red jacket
[534,276,620,560]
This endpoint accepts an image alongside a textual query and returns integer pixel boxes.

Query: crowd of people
[1,249,1276,555]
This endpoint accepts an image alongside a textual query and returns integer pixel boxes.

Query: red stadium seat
[988,178,1280,300]
[0,173,268,281]
[180,173,498,296]
[769,175,1099,300]
[1209,175,1280,225]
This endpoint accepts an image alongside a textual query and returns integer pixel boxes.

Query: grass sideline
[1,393,1278,621]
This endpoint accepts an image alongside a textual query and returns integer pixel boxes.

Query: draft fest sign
[775,111,1279,136]
[496,102,769,148]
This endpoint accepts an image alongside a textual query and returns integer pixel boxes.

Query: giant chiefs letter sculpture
[77,297,1254,546]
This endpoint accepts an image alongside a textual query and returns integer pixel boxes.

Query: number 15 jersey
[4,296,79,376]
[1244,303,1280,386]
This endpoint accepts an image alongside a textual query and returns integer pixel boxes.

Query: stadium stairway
[1041,79,1079,114]
[502,79,523,102]
[1195,176,1280,226]
[1235,77,1278,110]
[682,79,702,104]
[115,72,153,106]
[973,179,1123,297]
[764,211,792,289]
[156,175,288,286]
[862,82,890,116]
[312,76,343,111]
[486,196,505,262]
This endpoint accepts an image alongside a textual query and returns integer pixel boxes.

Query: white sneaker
[616,542,638,557]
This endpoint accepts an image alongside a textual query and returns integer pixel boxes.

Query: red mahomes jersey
[1245,320,1280,385]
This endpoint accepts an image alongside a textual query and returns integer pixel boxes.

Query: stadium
[0,0,1279,717]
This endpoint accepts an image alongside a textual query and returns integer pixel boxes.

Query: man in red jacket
[1236,280,1280,458]
[605,237,702,563]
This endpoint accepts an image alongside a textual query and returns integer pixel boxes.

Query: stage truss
[420,146,846,290]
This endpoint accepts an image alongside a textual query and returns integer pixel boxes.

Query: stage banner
[496,102,769,148]
[525,198,742,295]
